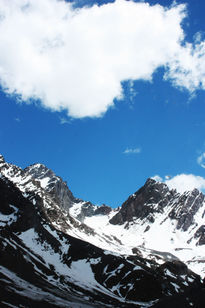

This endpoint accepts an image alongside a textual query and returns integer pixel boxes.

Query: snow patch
[0,205,18,227]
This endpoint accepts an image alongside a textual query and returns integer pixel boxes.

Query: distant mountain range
[0,154,205,307]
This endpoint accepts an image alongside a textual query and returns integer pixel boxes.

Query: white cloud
[152,173,205,194]
[123,147,141,154]
[197,153,205,168]
[0,0,205,118]
[165,174,205,193]
[164,40,205,92]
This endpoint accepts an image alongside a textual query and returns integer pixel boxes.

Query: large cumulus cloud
[0,0,205,118]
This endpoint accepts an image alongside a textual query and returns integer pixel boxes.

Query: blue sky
[1,0,205,207]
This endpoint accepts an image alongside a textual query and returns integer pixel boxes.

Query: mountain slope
[1,155,205,276]
[2,174,204,307]
[1,155,205,307]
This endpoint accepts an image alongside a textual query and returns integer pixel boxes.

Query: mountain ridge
[1,154,205,307]
[1,155,205,263]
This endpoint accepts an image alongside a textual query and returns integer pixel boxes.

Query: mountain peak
[144,177,174,192]
[24,162,76,210]
[24,162,52,177]
[109,178,176,226]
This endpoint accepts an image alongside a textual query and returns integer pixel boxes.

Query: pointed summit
[24,162,76,210]
[24,163,54,181]
[109,178,175,225]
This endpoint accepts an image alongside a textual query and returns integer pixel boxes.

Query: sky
[0,0,205,207]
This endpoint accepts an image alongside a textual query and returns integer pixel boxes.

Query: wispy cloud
[197,152,205,168]
[123,147,141,155]
[59,117,71,125]
[0,1,205,118]
[15,117,20,122]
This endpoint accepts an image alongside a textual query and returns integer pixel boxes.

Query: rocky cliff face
[168,188,205,233]
[0,156,107,221]
[24,163,77,210]
[109,178,175,225]
[22,162,112,223]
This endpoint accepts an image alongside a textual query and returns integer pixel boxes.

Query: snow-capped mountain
[84,178,205,277]
[0,154,205,307]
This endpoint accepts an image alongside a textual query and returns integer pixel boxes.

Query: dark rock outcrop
[194,225,205,245]
[94,204,112,215]
[109,178,175,225]
[168,189,205,232]
[109,178,205,240]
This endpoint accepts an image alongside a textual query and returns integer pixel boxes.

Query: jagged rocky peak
[24,162,113,221]
[132,178,176,202]
[24,162,76,210]
[24,163,54,180]
[109,178,176,225]
[109,178,205,239]
[141,177,175,196]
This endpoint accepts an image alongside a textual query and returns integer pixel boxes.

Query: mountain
[0,154,205,307]
[84,179,205,277]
